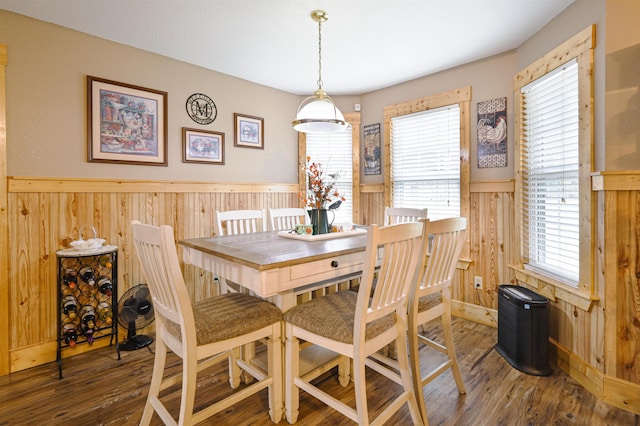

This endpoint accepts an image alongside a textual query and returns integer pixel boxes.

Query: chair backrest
[215,209,266,236]
[355,222,426,338]
[413,217,467,299]
[268,207,309,231]
[130,220,195,348]
[384,207,428,226]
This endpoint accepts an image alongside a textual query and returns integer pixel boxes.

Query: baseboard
[451,299,498,328]
[549,339,640,415]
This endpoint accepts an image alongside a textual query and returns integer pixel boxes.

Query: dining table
[179,228,370,312]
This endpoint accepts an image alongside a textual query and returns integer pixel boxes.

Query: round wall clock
[185,93,217,125]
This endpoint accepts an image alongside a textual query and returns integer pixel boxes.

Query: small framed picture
[234,113,264,149]
[87,76,168,166]
[182,128,224,164]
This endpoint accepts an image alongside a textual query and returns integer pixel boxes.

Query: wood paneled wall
[6,177,298,372]
[5,175,640,415]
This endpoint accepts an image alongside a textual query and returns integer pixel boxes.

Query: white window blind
[391,105,460,220]
[521,59,579,285]
[306,131,353,223]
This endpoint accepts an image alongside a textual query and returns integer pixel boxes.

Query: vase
[308,208,332,235]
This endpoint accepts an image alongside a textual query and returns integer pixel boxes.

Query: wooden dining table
[179,228,369,311]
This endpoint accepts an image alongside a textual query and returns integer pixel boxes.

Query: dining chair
[268,207,309,231]
[284,222,426,425]
[131,220,283,425]
[215,208,267,236]
[408,217,467,423]
[215,208,267,294]
[384,206,428,225]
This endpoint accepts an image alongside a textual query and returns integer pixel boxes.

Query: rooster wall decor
[477,97,508,168]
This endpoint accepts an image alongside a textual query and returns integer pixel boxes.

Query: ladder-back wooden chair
[268,207,309,231]
[284,222,426,425]
[131,221,283,425]
[215,209,267,236]
[408,217,467,424]
[384,206,428,225]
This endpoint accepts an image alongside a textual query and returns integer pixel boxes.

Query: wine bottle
[62,322,78,348]
[62,269,78,289]
[62,294,79,319]
[79,266,96,286]
[97,276,113,297]
[96,301,113,325]
[98,255,113,269]
[79,305,96,344]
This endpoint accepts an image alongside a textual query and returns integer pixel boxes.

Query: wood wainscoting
[3,175,640,415]
[5,176,299,373]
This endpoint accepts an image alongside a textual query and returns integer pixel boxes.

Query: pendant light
[291,10,349,133]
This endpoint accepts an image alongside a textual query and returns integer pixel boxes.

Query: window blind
[306,130,353,223]
[521,59,579,285]
[391,105,460,220]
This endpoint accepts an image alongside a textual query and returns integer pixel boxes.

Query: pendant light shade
[292,10,349,134]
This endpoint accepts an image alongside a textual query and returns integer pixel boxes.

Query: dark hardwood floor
[1,318,637,426]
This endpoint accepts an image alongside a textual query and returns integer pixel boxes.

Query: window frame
[513,25,596,305]
[383,86,471,257]
[298,112,361,224]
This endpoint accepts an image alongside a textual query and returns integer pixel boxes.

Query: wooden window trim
[383,86,471,258]
[513,25,596,305]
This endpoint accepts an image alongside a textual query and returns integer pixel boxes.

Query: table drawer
[290,252,364,281]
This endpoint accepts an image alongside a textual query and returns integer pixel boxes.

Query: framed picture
[477,97,508,168]
[87,76,168,166]
[363,123,381,175]
[234,113,264,149]
[182,128,225,164]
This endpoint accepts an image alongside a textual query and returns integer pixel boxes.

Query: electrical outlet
[474,276,483,289]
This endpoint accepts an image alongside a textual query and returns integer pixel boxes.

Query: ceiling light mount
[292,9,348,134]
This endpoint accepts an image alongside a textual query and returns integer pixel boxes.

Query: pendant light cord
[317,17,323,91]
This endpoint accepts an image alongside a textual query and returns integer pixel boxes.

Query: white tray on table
[277,228,367,241]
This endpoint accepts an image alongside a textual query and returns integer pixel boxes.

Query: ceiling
[0,0,574,96]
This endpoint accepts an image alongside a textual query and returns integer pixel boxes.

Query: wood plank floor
[1,318,638,425]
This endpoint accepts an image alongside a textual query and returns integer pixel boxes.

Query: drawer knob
[331,260,339,268]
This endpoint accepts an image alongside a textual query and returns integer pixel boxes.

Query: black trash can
[495,284,551,376]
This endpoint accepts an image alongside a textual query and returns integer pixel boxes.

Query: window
[391,105,461,220]
[384,86,470,224]
[520,60,580,285]
[514,25,594,296]
[305,128,355,224]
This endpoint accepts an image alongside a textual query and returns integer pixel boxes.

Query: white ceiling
[0,0,574,95]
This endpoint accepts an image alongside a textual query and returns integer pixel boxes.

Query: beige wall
[605,0,640,170]
[0,9,539,187]
[4,6,613,185]
[517,0,607,170]
[359,51,518,183]
[0,10,301,183]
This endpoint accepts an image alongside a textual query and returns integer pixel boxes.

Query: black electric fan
[117,283,154,351]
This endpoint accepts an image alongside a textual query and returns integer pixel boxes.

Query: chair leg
[140,339,167,426]
[353,353,370,425]
[178,352,198,426]
[395,323,425,426]
[267,325,284,423]
[285,323,300,424]
[241,342,256,384]
[442,305,466,394]
[409,314,429,424]
[229,346,241,389]
[338,357,350,387]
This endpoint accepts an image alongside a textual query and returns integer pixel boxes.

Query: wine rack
[56,245,120,378]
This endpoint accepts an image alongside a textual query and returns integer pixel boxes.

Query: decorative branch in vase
[300,157,346,234]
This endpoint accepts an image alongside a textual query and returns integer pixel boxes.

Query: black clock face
[186,93,217,125]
